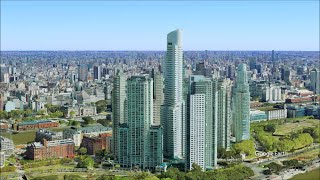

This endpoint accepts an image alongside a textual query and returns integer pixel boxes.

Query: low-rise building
[80,133,111,155]
[25,139,75,160]
[63,124,111,147]
[0,151,5,168]
[0,136,14,157]
[16,120,59,131]
[62,104,96,118]
[250,110,267,122]
[266,109,287,120]
[35,129,63,142]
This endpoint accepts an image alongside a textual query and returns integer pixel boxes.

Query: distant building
[62,104,96,117]
[0,136,14,157]
[78,64,88,82]
[310,69,320,94]
[25,139,75,160]
[266,109,287,120]
[0,151,5,168]
[80,133,112,155]
[5,101,15,112]
[35,129,63,142]
[93,65,101,80]
[63,125,111,147]
[250,110,267,122]
[16,120,59,131]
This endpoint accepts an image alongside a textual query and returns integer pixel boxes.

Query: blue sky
[1,1,319,51]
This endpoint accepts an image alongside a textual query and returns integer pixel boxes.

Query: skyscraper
[185,75,217,170]
[117,75,163,169]
[161,29,185,159]
[78,64,88,82]
[216,79,231,150]
[310,69,320,94]
[232,64,250,142]
[93,65,101,80]
[151,69,164,125]
[112,69,126,159]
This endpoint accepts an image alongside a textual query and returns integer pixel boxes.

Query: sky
[1,1,319,51]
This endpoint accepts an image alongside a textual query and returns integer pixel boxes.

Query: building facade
[112,69,126,159]
[25,139,75,160]
[117,75,163,169]
[161,29,185,159]
[35,129,63,142]
[232,64,250,142]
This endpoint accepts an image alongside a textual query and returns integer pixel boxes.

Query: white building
[161,29,185,159]
[266,109,287,120]
[187,94,206,170]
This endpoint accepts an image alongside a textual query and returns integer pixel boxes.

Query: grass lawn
[290,168,320,180]
[273,119,319,136]
[1,131,36,145]
[287,148,320,161]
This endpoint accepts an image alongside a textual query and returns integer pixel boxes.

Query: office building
[161,29,185,159]
[232,64,250,142]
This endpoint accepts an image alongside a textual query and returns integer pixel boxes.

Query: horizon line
[1,49,319,52]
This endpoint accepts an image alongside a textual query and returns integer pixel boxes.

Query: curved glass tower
[232,63,250,142]
[161,29,185,159]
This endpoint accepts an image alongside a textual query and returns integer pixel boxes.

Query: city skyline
[1,1,319,51]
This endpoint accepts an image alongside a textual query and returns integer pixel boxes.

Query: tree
[282,159,299,168]
[82,116,94,124]
[96,100,107,114]
[264,124,276,133]
[78,147,87,155]
[275,139,294,152]
[77,156,94,168]
[0,111,8,119]
[64,174,84,180]
[97,119,110,127]
[70,111,76,118]
[233,140,256,156]
[266,162,282,174]
[218,147,227,158]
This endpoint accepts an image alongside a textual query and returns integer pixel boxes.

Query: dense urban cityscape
[1,1,319,180]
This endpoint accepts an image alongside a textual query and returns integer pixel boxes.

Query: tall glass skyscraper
[232,64,250,142]
[112,69,126,159]
[161,29,185,159]
[117,75,163,169]
[185,75,217,170]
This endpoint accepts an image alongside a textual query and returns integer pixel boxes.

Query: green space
[1,130,36,145]
[290,168,320,180]
[251,117,320,153]
[287,148,320,161]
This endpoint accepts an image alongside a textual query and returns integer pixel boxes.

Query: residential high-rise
[78,64,88,82]
[151,69,164,125]
[93,65,101,80]
[185,75,217,170]
[310,69,320,94]
[216,79,231,150]
[112,69,126,159]
[117,75,163,169]
[161,29,185,159]
[232,64,250,142]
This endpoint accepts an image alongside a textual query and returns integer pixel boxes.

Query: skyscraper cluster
[112,29,249,171]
